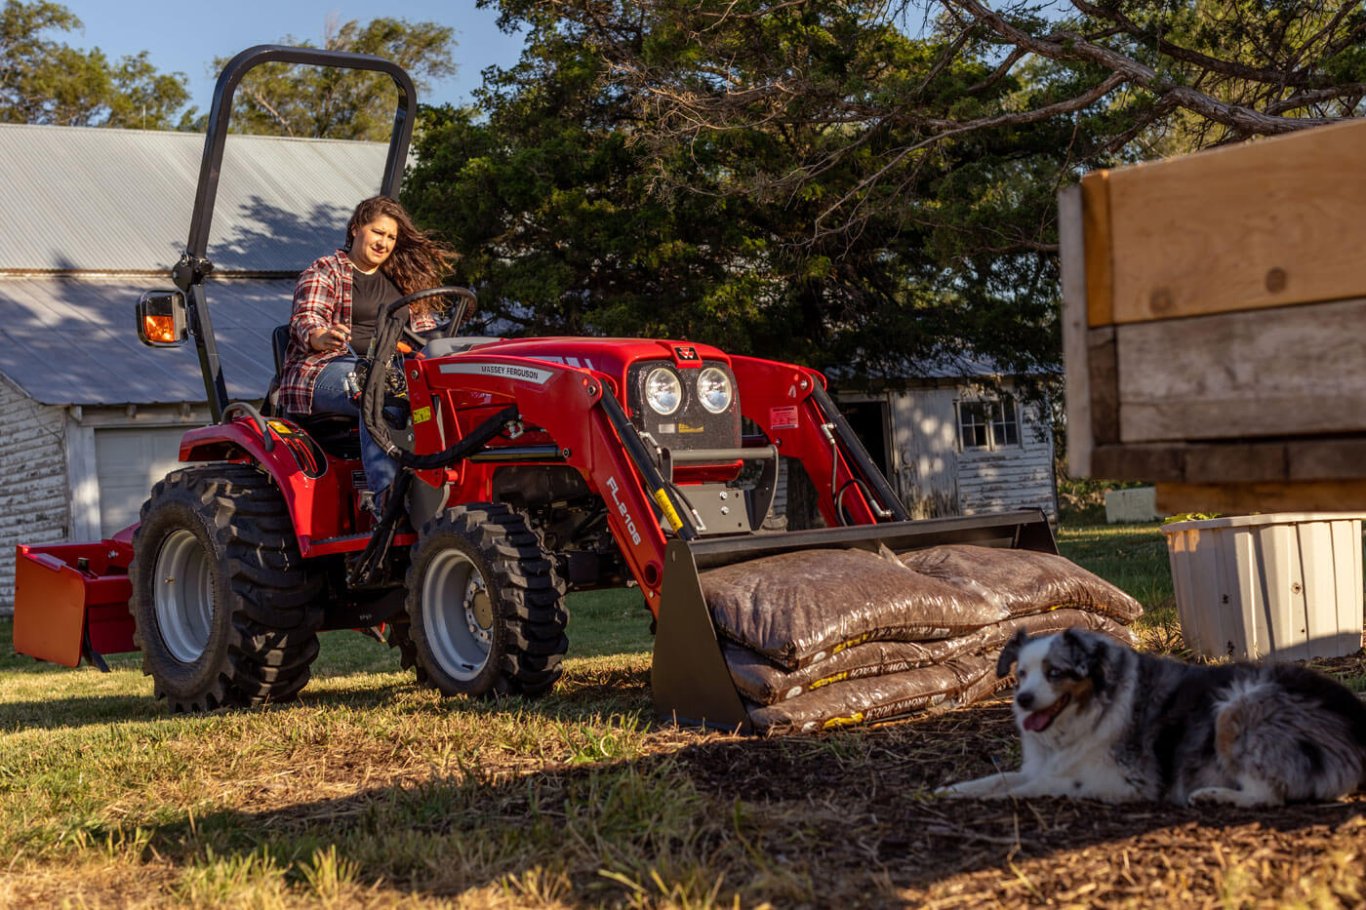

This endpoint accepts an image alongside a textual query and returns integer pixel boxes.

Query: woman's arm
[291,262,347,351]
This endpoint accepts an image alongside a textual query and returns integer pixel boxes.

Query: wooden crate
[1060,117,1366,514]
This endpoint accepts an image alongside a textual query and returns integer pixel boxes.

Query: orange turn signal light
[143,314,179,344]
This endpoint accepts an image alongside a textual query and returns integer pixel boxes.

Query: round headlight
[696,366,733,414]
[644,367,682,415]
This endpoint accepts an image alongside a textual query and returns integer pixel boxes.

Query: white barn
[835,362,1058,520]
[0,124,389,611]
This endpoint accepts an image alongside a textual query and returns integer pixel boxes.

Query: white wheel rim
[421,549,493,681]
[152,529,215,663]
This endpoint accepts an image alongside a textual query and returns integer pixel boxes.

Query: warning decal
[769,405,799,430]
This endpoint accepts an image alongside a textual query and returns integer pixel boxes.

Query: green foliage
[214,17,455,140]
[405,1,1076,376]
[1162,512,1221,524]
[0,0,190,127]
[404,0,1363,383]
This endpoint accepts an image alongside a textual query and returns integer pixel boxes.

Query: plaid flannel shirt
[278,251,437,415]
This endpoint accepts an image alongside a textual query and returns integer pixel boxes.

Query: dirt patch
[672,696,1366,908]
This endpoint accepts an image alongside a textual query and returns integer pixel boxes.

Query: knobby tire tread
[406,502,568,697]
[131,464,323,712]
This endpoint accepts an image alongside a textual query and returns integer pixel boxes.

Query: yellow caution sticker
[266,420,293,435]
[809,671,848,691]
[822,712,865,729]
[831,632,872,655]
[652,488,685,532]
[411,406,432,424]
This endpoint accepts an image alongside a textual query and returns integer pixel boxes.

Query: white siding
[94,426,192,537]
[884,383,1057,519]
[958,399,1057,518]
[0,376,69,613]
[890,388,961,518]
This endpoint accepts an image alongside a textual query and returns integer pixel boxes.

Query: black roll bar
[173,44,419,422]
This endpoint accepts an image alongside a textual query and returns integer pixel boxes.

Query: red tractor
[12,47,1055,731]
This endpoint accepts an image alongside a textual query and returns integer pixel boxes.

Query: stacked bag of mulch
[701,544,1142,735]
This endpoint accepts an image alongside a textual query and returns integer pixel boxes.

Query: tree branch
[946,0,1337,135]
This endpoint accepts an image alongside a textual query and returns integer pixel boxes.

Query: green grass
[1056,521,1178,634]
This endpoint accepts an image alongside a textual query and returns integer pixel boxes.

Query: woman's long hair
[345,196,457,315]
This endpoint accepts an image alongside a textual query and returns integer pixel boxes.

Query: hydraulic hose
[361,293,500,471]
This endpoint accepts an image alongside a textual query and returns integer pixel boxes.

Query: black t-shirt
[350,267,402,356]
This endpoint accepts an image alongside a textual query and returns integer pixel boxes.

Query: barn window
[958,401,991,448]
[957,396,1020,450]
[992,397,1020,446]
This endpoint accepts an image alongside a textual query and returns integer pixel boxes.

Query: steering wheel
[388,286,478,350]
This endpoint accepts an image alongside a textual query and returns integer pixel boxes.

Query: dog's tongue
[1022,693,1069,732]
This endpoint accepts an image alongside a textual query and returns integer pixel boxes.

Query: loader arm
[411,354,687,611]
[728,355,909,526]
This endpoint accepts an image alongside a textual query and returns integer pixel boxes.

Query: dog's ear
[996,628,1028,678]
[1062,627,1108,689]
[1061,627,1087,655]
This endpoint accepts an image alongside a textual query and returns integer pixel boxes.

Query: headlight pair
[643,366,733,416]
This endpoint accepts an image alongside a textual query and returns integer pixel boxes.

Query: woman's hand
[310,323,351,352]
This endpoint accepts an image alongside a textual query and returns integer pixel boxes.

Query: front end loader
[12,46,1058,730]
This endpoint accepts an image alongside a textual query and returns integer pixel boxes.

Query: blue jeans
[310,357,399,497]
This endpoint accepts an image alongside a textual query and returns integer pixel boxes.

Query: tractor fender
[175,418,349,550]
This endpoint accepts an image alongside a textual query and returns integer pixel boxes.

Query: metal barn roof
[0,124,389,274]
[0,276,292,406]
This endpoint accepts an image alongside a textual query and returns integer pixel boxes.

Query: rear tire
[130,464,322,712]
[404,503,568,697]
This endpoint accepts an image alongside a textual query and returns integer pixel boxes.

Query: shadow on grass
[0,657,656,733]
[81,699,1366,907]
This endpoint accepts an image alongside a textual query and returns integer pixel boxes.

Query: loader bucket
[650,509,1056,732]
[13,542,135,668]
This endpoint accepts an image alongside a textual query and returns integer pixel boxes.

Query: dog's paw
[1187,785,1279,808]
[934,777,1009,799]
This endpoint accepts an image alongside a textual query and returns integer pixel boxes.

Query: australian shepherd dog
[939,628,1366,806]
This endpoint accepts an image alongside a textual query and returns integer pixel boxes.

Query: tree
[407,0,1362,381]
[217,17,456,140]
[0,0,190,128]
[406,1,1076,378]
[587,0,1365,242]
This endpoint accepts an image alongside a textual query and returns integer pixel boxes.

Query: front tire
[130,464,322,712]
[405,503,568,697]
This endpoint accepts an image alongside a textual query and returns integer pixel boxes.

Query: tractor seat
[267,324,361,459]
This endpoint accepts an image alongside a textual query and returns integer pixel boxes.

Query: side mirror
[136,291,188,346]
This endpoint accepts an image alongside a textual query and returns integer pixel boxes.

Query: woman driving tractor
[278,195,456,512]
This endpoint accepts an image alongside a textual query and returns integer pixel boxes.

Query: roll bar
[172,45,419,422]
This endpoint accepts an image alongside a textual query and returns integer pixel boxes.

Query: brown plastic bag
[725,608,1136,705]
[898,545,1143,622]
[747,653,1008,736]
[702,548,1009,670]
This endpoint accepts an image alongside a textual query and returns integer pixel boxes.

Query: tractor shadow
[0,648,654,732]
[111,697,1366,906]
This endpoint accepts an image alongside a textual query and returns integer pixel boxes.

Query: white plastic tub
[1162,512,1365,661]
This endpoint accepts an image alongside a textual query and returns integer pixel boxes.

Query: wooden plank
[1116,296,1366,443]
[1090,436,1366,485]
[1155,480,1366,515]
[1091,444,1185,482]
[1057,186,1093,477]
[1106,117,1366,324]
[1182,443,1286,484]
[1086,326,1119,445]
[1288,439,1366,481]
[1079,171,1113,327]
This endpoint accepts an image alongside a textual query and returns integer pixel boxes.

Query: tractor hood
[450,337,733,378]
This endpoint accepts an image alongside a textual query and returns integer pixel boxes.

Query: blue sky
[55,1,525,114]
